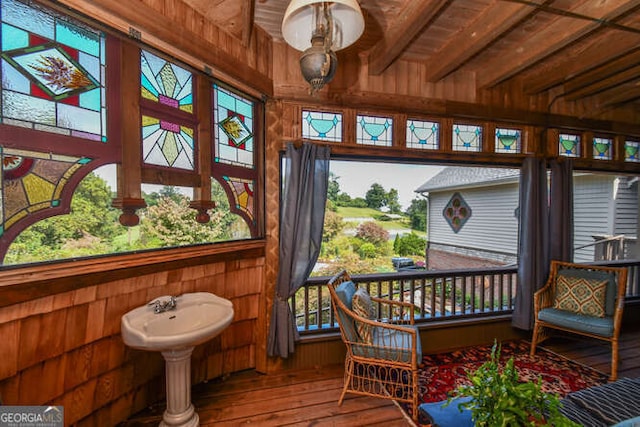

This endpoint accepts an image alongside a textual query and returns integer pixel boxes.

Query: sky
[330,160,444,210]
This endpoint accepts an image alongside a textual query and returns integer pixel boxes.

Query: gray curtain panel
[267,142,330,358]
[513,157,549,330]
[549,158,574,262]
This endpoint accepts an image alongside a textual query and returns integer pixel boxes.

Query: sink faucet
[148,296,177,314]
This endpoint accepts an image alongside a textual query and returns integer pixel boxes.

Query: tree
[395,233,426,256]
[323,209,344,242]
[387,188,401,214]
[327,172,340,202]
[365,183,387,209]
[406,198,427,231]
[355,221,389,245]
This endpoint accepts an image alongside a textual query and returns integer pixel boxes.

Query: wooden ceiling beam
[523,32,640,94]
[477,0,640,88]
[367,0,451,76]
[424,0,548,82]
[242,0,256,47]
[599,82,640,108]
[563,52,640,100]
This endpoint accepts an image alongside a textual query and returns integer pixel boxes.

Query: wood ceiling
[183,0,640,111]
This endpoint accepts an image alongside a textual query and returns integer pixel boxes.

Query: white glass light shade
[281,0,365,52]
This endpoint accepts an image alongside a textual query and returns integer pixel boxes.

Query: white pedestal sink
[121,292,234,427]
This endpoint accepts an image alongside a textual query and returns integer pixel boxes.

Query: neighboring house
[415,167,638,269]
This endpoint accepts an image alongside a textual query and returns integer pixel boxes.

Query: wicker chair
[530,260,628,381]
[327,270,422,421]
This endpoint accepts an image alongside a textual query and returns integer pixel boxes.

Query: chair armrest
[533,284,554,315]
[370,296,417,324]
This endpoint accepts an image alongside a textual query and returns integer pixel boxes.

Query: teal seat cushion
[557,268,617,316]
[353,324,422,363]
[612,416,640,426]
[419,397,474,427]
[335,281,358,341]
[335,280,356,310]
[538,307,614,337]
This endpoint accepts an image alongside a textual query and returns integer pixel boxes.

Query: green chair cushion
[538,307,614,337]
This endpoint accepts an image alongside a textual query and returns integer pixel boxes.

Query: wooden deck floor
[120,328,640,427]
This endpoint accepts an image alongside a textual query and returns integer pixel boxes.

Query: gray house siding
[573,174,614,263]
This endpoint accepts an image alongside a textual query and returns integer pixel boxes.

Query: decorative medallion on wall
[443,192,471,233]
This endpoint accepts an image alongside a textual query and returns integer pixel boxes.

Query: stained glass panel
[559,133,580,157]
[356,114,393,146]
[223,176,255,223]
[453,124,482,152]
[406,119,438,150]
[302,110,342,142]
[1,147,91,234]
[214,84,254,168]
[495,128,521,153]
[142,115,194,170]
[443,192,471,233]
[625,140,640,163]
[592,137,612,160]
[0,0,107,141]
[140,49,193,113]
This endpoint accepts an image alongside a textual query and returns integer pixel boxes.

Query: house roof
[415,167,520,193]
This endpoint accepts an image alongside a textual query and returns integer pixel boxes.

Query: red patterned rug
[404,340,609,424]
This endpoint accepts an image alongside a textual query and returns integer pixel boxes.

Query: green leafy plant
[447,341,580,427]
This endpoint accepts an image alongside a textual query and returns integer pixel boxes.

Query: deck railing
[292,259,640,334]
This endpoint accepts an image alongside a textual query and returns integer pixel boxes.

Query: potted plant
[446,341,580,427]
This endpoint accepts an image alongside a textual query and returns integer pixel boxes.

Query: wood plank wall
[0,247,265,426]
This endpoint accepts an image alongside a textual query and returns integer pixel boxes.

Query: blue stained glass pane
[78,51,100,80]
[216,88,237,111]
[79,88,101,111]
[141,73,159,97]
[56,21,100,56]
[2,23,28,50]
[356,114,393,146]
[559,133,580,157]
[406,119,438,149]
[495,128,521,153]
[213,84,255,168]
[2,0,54,39]
[2,58,30,92]
[302,110,342,142]
[453,124,482,152]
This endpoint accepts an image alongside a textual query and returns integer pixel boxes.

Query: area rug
[402,340,609,424]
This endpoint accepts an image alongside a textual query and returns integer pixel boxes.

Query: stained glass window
[559,133,580,157]
[453,124,482,152]
[140,50,193,113]
[592,137,612,160]
[406,119,439,150]
[142,115,194,170]
[214,84,254,168]
[443,192,471,233]
[495,128,521,153]
[625,140,640,163]
[223,176,255,224]
[302,110,342,142]
[356,115,393,146]
[1,0,107,141]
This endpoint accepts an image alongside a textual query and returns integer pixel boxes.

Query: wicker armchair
[327,270,422,421]
[530,260,628,381]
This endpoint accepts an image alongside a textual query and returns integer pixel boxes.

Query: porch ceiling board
[475,0,640,88]
[565,64,640,101]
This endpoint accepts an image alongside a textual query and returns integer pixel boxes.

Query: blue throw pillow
[418,397,474,427]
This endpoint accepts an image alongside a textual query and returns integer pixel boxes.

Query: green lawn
[335,206,425,237]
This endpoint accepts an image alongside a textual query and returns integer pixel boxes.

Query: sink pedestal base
[159,347,199,427]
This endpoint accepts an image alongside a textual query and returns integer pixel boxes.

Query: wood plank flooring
[120,328,640,427]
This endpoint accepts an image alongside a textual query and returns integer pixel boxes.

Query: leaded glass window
[592,137,612,160]
[453,124,482,152]
[625,140,640,163]
[1,0,107,141]
[302,110,342,142]
[142,115,194,170]
[559,133,580,157]
[356,114,393,146]
[222,176,255,225]
[443,192,471,233]
[406,119,439,150]
[214,84,254,168]
[495,128,521,153]
[140,50,193,113]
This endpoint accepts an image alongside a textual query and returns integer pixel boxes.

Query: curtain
[267,142,330,358]
[513,157,549,330]
[549,158,574,262]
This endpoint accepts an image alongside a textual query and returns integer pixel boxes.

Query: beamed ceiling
[183,0,640,112]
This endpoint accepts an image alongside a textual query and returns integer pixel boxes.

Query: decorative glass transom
[453,124,482,152]
[625,140,640,163]
[223,176,255,223]
[406,119,439,150]
[443,192,471,233]
[559,133,580,157]
[1,0,107,141]
[142,115,194,170]
[1,147,92,233]
[592,137,612,160]
[140,49,193,113]
[356,114,393,146]
[302,110,342,142]
[495,128,521,153]
[214,84,254,168]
